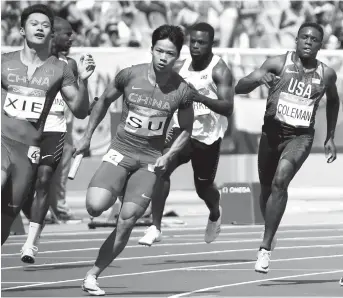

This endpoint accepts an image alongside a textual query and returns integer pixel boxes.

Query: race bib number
[27,146,40,164]
[125,111,167,137]
[275,92,315,127]
[102,149,124,166]
[49,92,65,114]
[193,102,210,116]
[3,92,46,122]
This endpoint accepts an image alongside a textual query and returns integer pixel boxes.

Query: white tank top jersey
[43,53,68,132]
[173,55,228,145]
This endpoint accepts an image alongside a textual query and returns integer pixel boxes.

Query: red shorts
[88,147,157,208]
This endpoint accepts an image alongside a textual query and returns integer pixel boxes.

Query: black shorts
[163,127,221,184]
[39,132,66,170]
[258,123,314,186]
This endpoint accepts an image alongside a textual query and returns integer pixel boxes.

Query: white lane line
[2,243,343,271]
[3,235,343,257]
[7,222,343,238]
[168,269,343,297]
[3,254,343,292]
[183,268,342,271]
[5,227,343,246]
[6,227,343,246]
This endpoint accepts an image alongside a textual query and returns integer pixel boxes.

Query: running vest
[1,50,75,145]
[173,55,228,145]
[265,51,326,129]
[112,63,193,157]
[44,53,68,132]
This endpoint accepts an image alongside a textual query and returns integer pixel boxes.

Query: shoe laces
[145,225,156,234]
[259,249,271,261]
[86,275,99,288]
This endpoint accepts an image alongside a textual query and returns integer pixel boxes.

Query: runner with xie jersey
[20,17,80,263]
[139,22,234,247]
[1,4,95,245]
[74,25,194,296]
[235,22,340,274]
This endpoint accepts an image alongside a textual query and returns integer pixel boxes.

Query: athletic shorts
[1,135,40,216]
[163,127,221,184]
[258,123,314,186]
[39,131,66,170]
[88,145,157,208]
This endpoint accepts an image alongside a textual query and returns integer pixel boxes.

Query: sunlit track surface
[2,223,343,297]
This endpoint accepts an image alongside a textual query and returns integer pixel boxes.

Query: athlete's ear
[150,46,153,55]
[295,37,298,44]
[19,27,25,37]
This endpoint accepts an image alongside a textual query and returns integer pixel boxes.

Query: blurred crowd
[2,0,343,49]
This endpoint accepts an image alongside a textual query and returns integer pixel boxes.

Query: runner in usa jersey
[139,23,234,247]
[74,25,194,295]
[236,22,340,274]
[1,4,95,246]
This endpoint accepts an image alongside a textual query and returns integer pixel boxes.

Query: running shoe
[20,245,38,264]
[138,225,162,246]
[82,275,105,296]
[339,276,343,286]
[255,248,271,274]
[204,206,222,243]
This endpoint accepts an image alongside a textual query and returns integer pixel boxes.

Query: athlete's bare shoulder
[322,64,337,86]
[212,57,231,77]
[260,54,287,76]
[66,57,78,77]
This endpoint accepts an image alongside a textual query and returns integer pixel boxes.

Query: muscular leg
[257,131,280,220]
[261,159,296,250]
[260,134,313,250]
[86,169,155,277]
[151,153,187,230]
[151,128,191,231]
[87,162,129,217]
[151,176,170,231]
[259,186,272,219]
[191,139,221,221]
[30,165,55,224]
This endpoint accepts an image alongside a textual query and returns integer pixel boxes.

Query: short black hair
[298,22,324,41]
[21,4,54,28]
[190,22,215,43]
[152,25,184,55]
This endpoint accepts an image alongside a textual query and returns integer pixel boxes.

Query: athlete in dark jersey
[74,25,194,296]
[235,22,340,274]
[1,4,95,245]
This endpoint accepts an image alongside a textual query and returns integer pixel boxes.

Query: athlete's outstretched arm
[192,60,234,117]
[61,54,96,119]
[154,96,194,172]
[324,67,340,163]
[167,104,194,160]
[73,68,129,156]
[83,70,128,140]
[235,55,284,94]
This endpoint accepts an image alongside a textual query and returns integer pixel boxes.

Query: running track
[2,223,343,297]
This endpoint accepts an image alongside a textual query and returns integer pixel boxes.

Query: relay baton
[88,97,99,115]
[68,154,84,180]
